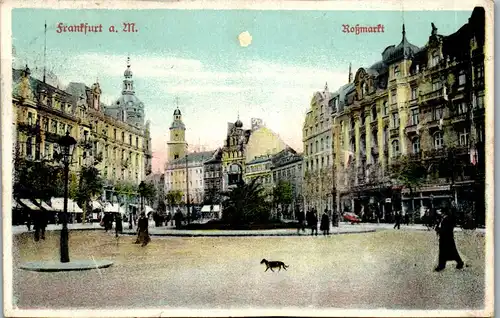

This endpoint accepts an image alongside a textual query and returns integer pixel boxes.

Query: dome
[382,25,420,64]
[173,108,181,116]
[235,119,243,128]
[113,94,143,109]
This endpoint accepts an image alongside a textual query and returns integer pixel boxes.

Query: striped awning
[20,199,40,210]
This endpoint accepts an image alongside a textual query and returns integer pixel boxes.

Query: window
[394,65,400,78]
[391,140,400,157]
[433,132,444,149]
[326,156,330,166]
[321,157,324,167]
[27,113,33,126]
[372,130,378,147]
[136,137,139,147]
[114,129,117,140]
[129,135,132,145]
[315,140,318,152]
[432,107,444,120]
[326,136,330,149]
[383,101,388,116]
[305,144,309,155]
[383,127,388,146]
[121,132,125,142]
[44,143,50,158]
[26,137,32,157]
[457,102,468,114]
[475,95,484,108]
[320,138,324,151]
[43,118,48,131]
[361,113,366,125]
[458,71,466,85]
[412,137,420,154]
[391,112,399,128]
[411,109,419,125]
[305,128,308,137]
[67,125,73,135]
[431,52,440,67]
[411,87,417,100]
[432,80,442,91]
[391,90,397,104]
[476,65,484,79]
[350,117,355,130]
[459,129,469,146]
[59,123,65,135]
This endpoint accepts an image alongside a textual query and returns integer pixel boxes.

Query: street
[11,229,485,310]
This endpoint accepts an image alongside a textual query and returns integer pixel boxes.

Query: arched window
[394,65,400,78]
[412,137,420,154]
[433,132,444,149]
[320,138,324,151]
[391,139,400,157]
[371,106,377,121]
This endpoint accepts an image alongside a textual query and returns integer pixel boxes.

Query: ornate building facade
[302,84,335,213]
[331,7,485,224]
[221,117,252,191]
[166,108,187,162]
[12,59,152,201]
[203,148,223,204]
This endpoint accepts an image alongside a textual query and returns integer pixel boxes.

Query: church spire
[122,56,134,95]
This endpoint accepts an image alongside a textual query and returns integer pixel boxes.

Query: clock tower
[167,107,187,162]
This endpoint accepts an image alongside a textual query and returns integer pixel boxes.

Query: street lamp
[56,131,77,263]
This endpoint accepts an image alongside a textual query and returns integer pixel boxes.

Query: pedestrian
[26,211,32,231]
[307,208,318,236]
[404,212,410,226]
[320,212,330,235]
[434,206,464,272]
[296,208,306,234]
[393,211,401,230]
[174,208,183,229]
[115,213,123,238]
[135,212,150,247]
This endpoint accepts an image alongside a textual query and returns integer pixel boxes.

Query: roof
[246,155,272,165]
[168,150,215,165]
[381,25,421,64]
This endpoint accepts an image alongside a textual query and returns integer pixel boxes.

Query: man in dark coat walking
[434,206,464,272]
[320,211,330,235]
[393,211,401,229]
[307,208,318,236]
[296,208,306,234]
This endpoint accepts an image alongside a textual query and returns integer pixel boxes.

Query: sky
[11,8,474,172]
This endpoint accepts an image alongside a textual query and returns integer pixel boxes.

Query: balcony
[423,148,447,159]
[17,122,40,135]
[404,124,418,135]
[419,88,446,106]
[450,113,467,124]
[390,127,399,138]
[409,98,418,106]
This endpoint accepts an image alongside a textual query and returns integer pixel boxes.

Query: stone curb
[119,229,377,237]
[20,260,114,272]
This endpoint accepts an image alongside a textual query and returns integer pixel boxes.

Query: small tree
[166,190,183,213]
[273,180,293,218]
[138,181,157,212]
[391,155,427,222]
[76,166,104,223]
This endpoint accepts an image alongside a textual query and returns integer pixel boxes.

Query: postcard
[0,0,494,317]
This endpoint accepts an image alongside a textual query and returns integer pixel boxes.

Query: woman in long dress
[135,212,151,247]
[434,206,464,271]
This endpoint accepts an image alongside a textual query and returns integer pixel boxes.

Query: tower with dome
[104,57,145,128]
[166,107,188,162]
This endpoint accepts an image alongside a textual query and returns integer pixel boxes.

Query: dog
[260,259,289,272]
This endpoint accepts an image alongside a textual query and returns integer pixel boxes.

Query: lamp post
[56,131,77,263]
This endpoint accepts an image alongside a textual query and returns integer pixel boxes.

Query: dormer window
[394,65,400,78]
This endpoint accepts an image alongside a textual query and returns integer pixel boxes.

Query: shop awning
[50,198,83,213]
[20,199,40,211]
[37,200,54,211]
[145,205,155,214]
[103,202,126,214]
[91,201,103,210]
[201,205,221,213]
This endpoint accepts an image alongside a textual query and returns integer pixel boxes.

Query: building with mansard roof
[329,7,485,224]
[12,58,152,206]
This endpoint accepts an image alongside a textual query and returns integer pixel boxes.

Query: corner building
[331,8,486,224]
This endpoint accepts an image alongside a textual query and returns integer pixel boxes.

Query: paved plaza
[10,228,485,311]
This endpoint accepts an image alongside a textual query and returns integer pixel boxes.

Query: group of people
[26,211,48,241]
[296,208,340,236]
